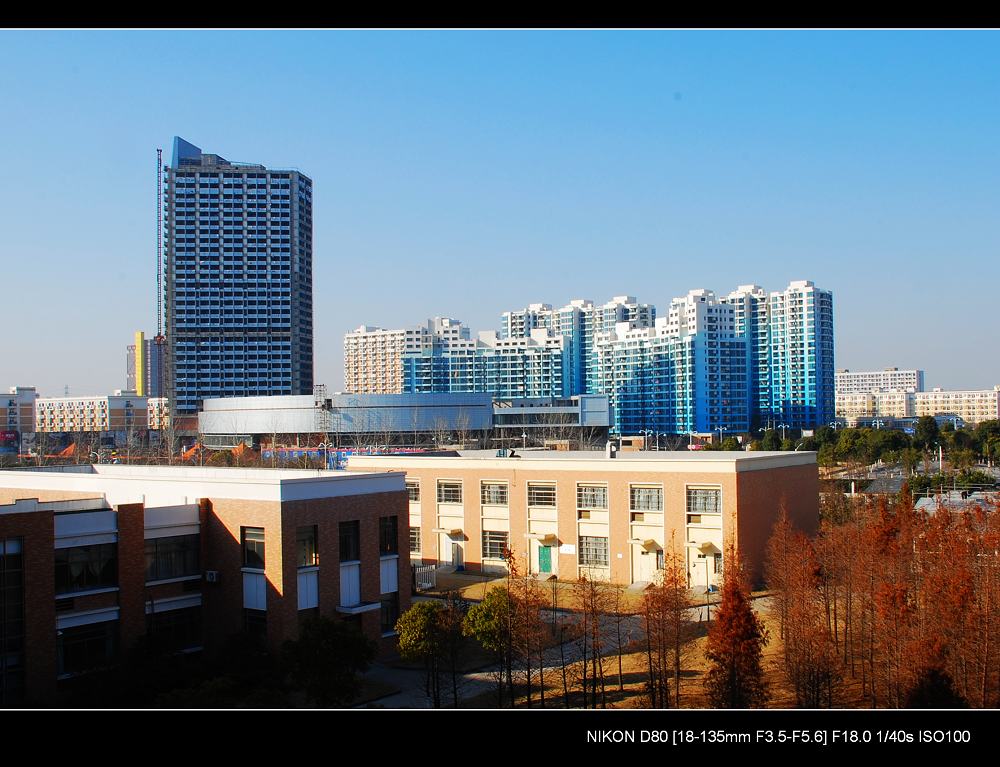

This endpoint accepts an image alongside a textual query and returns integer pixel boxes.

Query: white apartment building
[34,394,148,434]
[835,390,916,426]
[343,322,437,394]
[914,387,1000,425]
[147,397,170,431]
[835,367,925,394]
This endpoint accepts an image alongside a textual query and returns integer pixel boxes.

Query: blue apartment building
[164,137,313,416]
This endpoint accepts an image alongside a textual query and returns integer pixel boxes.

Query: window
[656,549,665,570]
[406,480,420,502]
[527,483,557,507]
[630,485,663,512]
[243,609,267,642]
[149,607,203,653]
[379,516,399,555]
[687,487,721,515]
[576,484,608,510]
[339,520,360,562]
[381,592,400,634]
[482,531,509,560]
[714,553,723,575]
[1,537,24,704]
[579,536,609,567]
[57,621,118,675]
[409,527,421,554]
[437,481,462,504]
[54,543,118,594]
[241,528,265,569]
[480,481,509,505]
[145,535,200,582]
[297,526,318,568]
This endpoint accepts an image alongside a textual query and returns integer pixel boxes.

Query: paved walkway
[356,570,742,709]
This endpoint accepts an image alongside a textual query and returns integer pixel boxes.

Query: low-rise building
[347,449,817,591]
[914,387,1000,426]
[0,464,408,705]
[34,393,148,435]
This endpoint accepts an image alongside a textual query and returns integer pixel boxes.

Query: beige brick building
[348,450,817,591]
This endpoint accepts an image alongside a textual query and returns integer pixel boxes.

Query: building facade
[126,331,166,398]
[198,391,495,447]
[347,450,817,590]
[164,136,313,416]
[34,394,148,435]
[2,388,37,453]
[835,367,925,395]
[0,464,408,705]
[350,281,832,434]
[914,386,1000,425]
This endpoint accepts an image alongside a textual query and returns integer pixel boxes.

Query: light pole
[521,431,527,450]
[872,419,885,430]
[717,425,727,446]
[318,441,335,470]
[778,423,789,441]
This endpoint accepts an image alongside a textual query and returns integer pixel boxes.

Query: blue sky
[1,30,998,395]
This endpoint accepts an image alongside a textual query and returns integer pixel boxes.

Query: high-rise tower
[163,137,313,416]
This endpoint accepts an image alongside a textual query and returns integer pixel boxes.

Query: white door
[631,544,655,584]
[439,534,453,566]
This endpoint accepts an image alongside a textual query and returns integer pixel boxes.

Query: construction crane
[155,148,166,405]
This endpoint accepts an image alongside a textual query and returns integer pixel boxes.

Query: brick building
[0,464,408,706]
[347,449,817,591]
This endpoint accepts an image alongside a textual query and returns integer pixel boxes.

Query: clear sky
[1,30,998,396]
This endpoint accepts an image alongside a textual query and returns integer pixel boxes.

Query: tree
[281,615,376,706]
[464,586,514,707]
[904,666,968,709]
[704,546,769,708]
[914,416,939,450]
[396,601,445,707]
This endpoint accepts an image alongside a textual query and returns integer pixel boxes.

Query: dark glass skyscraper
[164,137,313,416]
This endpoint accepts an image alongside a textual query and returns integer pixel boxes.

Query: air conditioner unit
[204,570,220,583]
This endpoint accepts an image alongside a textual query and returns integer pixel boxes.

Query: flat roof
[348,449,815,473]
[0,464,404,506]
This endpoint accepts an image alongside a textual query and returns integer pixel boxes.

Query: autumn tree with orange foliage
[704,546,769,708]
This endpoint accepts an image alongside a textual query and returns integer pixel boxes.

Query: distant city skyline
[2,30,1000,396]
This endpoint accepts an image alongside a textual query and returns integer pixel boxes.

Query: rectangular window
[381,592,400,634]
[243,609,267,642]
[437,481,462,504]
[576,484,608,510]
[687,487,722,515]
[57,621,119,676]
[480,481,509,505]
[630,485,663,512]
[379,516,399,555]
[714,553,724,575]
[578,536,609,567]
[149,607,203,653]
[482,531,509,560]
[1,537,25,704]
[527,483,557,507]
[297,526,318,568]
[339,520,360,562]
[406,480,420,502]
[241,528,265,570]
[409,527,421,554]
[145,535,200,582]
[54,543,118,594]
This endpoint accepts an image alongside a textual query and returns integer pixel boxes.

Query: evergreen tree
[704,547,769,708]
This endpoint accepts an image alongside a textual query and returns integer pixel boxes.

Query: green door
[538,545,552,574]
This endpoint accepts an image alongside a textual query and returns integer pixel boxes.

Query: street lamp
[872,419,885,430]
[778,423,789,441]
[521,431,527,450]
[318,441,335,470]
[717,425,727,445]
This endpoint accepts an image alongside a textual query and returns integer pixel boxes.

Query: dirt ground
[459,595,871,709]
